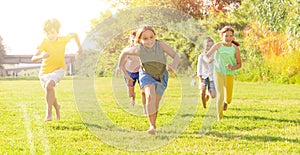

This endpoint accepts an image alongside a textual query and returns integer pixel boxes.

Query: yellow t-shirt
[37,36,72,74]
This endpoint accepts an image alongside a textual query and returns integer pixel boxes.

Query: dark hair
[219,26,240,46]
[43,18,61,34]
[135,25,156,45]
[130,30,137,36]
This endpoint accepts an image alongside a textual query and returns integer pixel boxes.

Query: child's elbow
[70,33,78,38]
[237,62,242,69]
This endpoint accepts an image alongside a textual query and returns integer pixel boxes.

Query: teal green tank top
[214,44,238,75]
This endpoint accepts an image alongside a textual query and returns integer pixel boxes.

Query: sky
[0,0,109,55]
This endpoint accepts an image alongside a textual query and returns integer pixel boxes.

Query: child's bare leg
[44,80,56,122]
[128,86,135,106]
[147,94,162,134]
[142,92,147,115]
[201,88,207,108]
[209,89,216,99]
[144,85,157,134]
[53,98,60,120]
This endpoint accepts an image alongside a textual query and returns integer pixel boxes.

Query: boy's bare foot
[202,101,206,109]
[147,126,156,135]
[205,94,209,102]
[130,98,135,106]
[223,103,228,111]
[202,94,209,108]
[44,116,52,122]
[55,104,61,120]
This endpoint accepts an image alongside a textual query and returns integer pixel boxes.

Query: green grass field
[0,77,299,154]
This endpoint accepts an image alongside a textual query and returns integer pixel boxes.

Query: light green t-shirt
[214,44,238,75]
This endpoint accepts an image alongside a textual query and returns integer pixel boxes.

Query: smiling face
[221,30,234,45]
[204,40,214,51]
[140,30,156,48]
[46,29,58,42]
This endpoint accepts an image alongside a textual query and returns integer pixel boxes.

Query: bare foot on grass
[147,126,156,135]
[44,115,52,122]
[55,104,61,120]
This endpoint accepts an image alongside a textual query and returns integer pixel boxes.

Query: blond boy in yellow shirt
[32,18,82,122]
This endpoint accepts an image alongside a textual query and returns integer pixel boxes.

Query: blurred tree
[106,0,241,19]
[0,35,7,76]
[0,35,6,65]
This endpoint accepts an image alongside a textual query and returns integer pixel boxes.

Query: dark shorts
[201,77,215,91]
[124,70,139,87]
[139,69,168,95]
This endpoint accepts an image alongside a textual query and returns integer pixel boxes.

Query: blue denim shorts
[124,70,139,87]
[201,78,216,91]
[139,69,168,95]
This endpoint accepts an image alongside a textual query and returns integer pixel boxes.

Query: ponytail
[232,40,240,46]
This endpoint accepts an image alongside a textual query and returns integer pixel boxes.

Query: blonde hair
[203,36,215,50]
[218,26,240,46]
[204,36,214,44]
[134,25,156,45]
[43,18,61,34]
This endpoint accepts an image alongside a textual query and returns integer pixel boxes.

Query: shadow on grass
[232,107,280,113]
[83,122,186,138]
[228,115,299,124]
[206,131,300,144]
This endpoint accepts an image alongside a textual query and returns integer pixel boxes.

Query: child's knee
[45,80,55,90]
[146,93,156,102]
[210,91,216,98]
[201,89,206,95]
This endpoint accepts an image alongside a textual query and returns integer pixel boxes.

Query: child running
[32,18,82,122]
[116,30,146,115]
[205,26,242,121]
[117,25,180,134]
[197,37,216,108]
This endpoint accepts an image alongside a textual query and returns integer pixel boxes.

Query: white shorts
[39,68,65,88]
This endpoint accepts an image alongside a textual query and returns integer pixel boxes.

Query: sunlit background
[0,0,108,55]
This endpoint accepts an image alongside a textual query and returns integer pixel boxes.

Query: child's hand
[227,64,233,70]
[76,47,83,57]
[125,75,134,86]
[115,67,121,76]
[208,58,214,63]
[167,64,176,71]
[42,52,50,59]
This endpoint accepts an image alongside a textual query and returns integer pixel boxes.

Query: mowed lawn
[0,77,299,154]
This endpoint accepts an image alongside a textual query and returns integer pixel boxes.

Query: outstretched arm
[115,56,128,76]
[31,51,49,62]
[160,41,180,71]
[197,54,203,78]
[116,46,139,82]
[69,33,82,55]
[205,42,221,63]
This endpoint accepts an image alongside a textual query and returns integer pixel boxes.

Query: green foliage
[95,32,129,77]
[202,0,300,84]
[93,0,299,84]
